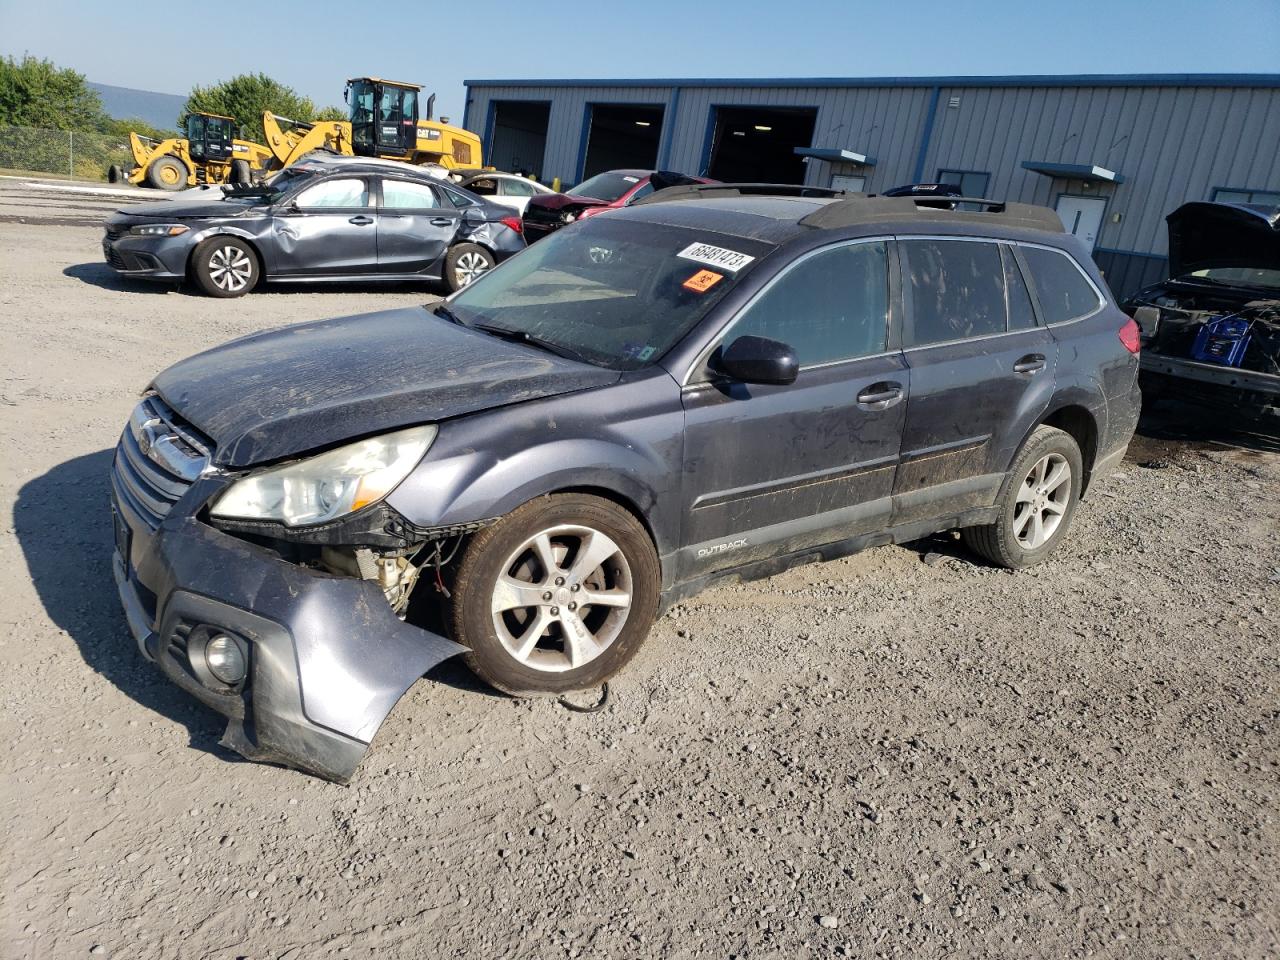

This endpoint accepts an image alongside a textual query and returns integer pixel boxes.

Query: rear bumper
[111,484,465,782]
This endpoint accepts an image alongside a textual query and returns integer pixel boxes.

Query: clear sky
[2,0,1278,119]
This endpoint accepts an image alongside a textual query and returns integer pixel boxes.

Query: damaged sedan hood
[112,188,262,221]
[152,306,621,467]
[1167,201,1280,277]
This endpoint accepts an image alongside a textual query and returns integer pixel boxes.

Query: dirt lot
[1,178,1278,960]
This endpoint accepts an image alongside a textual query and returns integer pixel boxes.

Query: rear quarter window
[1018,246,1104,323]
[902,239,1007,347]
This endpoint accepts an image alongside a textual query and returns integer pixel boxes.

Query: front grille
[522,205,563,228]
[111,395,212,529]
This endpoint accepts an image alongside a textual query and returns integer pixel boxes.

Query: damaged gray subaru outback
[111,189,1141,781]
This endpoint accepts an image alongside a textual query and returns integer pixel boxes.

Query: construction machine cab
[186,113,236,163]
[346,78,419,157]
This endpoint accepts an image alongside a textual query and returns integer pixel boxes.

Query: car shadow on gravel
[63,262,177,294]
[14,449,241,763]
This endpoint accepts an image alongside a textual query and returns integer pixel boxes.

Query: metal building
[462,73,1280,296]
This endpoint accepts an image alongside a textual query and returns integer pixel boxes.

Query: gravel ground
[2,179,1278,960]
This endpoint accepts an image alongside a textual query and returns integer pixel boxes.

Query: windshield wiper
[472,323,591,364]
[432,303,466,325]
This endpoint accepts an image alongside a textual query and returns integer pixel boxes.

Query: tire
[191,236,259,298]
[147,155,187,191]
[962,425,1084,570]
[445,242,495,292]
[107,164,123,184]
[448,493,661,696]
[229,159,251,185]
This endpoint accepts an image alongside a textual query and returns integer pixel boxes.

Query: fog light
[205,633,247,685]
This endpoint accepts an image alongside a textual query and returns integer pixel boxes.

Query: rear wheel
[962,425,1083,569]
[229,159,251,185]
[445,243,495,292]
[147,156,187,191]
[448,494,660,695]
[191,237,259,298]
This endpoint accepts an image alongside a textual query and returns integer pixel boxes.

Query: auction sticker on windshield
[677,242,755,273]
[682,269,724,293]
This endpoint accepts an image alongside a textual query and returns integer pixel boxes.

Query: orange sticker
[683,269,724,293]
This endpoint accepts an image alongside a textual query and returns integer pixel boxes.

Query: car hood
[113,188,260,221]
[1167,202,1280,277]
[526,193,610,213]
[151,306,621,467]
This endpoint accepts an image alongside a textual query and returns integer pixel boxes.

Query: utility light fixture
[754,124,772,132]
[635,121,651,127]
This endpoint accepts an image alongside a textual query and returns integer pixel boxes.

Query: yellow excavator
[262,77,482,171]
[109,112,275,190]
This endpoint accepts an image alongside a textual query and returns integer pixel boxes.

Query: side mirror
[716,335,799,385]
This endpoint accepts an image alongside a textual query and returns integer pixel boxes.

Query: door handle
[856,381,904,409]
[430,217,453,226]
[348,215,374,226]
[1013,353,1047,374]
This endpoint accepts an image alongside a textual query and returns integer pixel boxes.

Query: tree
[182,73,325,143]
[314,105,346,123]
[0,55,108,130]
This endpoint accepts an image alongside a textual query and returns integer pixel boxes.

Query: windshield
[1185,266,1280,290]
[225,167,316,205]
[445,217,773,370]
[569,171,645,203]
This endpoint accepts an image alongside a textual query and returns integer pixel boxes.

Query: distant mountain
[89,82,186,131]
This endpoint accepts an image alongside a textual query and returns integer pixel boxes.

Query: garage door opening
[706,106,818,184]
[487,101,550,179]
[581,104,665,180]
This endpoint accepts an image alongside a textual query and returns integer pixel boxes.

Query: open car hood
[1167,202,1280,278]
[151,306,620,467]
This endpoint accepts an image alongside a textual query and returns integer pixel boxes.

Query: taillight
[1118,318,1141,355]
[500,215,523,235]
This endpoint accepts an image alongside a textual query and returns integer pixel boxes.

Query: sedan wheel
[490,524,633,673]
[208,245,254,293]
[192,236,259,298]
[455,250,491,286]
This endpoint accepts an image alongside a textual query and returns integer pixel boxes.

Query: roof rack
[798,195,1066,233]
[633,182,858,205]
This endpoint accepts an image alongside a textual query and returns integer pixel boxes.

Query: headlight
[130,224,190,237]
[560,211,576,223]
[211,424,437,526]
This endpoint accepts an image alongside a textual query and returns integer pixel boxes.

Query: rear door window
[501,178,539,197]
[1017,246,1104,323]
[1002,245,1038,330]
[901,239,1006,347]
[381,179,443,209]
[724,240,890,365]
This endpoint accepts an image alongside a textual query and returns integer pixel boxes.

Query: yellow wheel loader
[262,78,483,172]
[108,113,274,191]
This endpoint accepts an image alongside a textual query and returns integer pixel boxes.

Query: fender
[386,374,687,560]
[186,224,273,272]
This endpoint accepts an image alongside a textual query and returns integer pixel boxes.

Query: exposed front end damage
[1122,201,1280,422]
[109,397,470,782]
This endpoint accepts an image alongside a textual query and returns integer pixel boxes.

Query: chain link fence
[0,125,134,181]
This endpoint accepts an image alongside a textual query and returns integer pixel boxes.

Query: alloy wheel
[454,251,491,287]
[1014,452,1071,549]
[208,246,253,292]
[489,524,633,673]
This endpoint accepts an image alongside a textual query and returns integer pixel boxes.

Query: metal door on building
[1055,195,1107,250]
[831,174,866,192]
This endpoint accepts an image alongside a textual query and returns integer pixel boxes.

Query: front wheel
[448,494,660,695]
[147,155,187,191]
[962,425,1083,569]
[444,242,495,292]
[191,237,259,298]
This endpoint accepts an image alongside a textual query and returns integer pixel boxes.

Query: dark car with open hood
[111,188,1140,782]
[102,155,525,296]
[1122,201,1280,422]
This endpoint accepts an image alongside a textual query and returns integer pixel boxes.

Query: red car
[522,169,713,240]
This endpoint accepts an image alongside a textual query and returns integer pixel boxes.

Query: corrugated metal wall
[464,78,1280,295]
